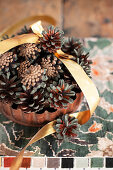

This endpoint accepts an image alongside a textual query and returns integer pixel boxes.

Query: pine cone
[0,72,21,104]
[17,25,32,35]
[17,60,31,78]
[61,37,81,56]
[76,51,92,76]
[62,38,92,76]
[21,65,47,90]
[0,52,17,73]
[62,65,81,93]
[41,54,63,78]
[47,79,76,109]
[18,43,41,60]
[1,35,10,40]
[1,26,32,40]
[39,26,63,53]
[54,114,80,140]
[18,87,44,113]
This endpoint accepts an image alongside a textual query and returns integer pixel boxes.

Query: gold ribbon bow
[0,16,100,170]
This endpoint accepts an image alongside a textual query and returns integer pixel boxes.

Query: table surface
[0,37,113,158]
[0,0,113,37]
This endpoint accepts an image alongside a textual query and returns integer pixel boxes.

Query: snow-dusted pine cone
[54,114,80,140]
[61,37,81,56]
[0,72,21,104]
[17,25,32,35]
[47,79,76,108]
[18,87,44,113]
[75,51,92,76]
[39,26,63,53]
[62,38,92,76]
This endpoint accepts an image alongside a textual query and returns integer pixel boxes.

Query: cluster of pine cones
[0,25,92,114]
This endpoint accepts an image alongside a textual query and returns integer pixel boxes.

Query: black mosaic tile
[61,158,74,168]
[106,158,113,168]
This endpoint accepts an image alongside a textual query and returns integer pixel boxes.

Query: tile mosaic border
[0,156,113,169]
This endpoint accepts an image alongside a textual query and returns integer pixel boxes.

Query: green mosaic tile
[91,157,104,168]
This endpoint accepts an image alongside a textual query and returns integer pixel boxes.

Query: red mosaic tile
[21,157,31,168]
[4,157,31,168]
[4,157,14,167]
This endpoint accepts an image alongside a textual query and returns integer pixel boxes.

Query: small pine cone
[0,72,21,104]
[64,74,81,93]
[62,38,92,77]
[21,65,47,90]
[41,54,63,78]
[17,60,31,78]
[75,51,92,77]
[61,37,81,56]
[1,34,10,40]
[39,26,63,53]
[18,87,44,113]
[54,114,80,140]
[18,43,41,60]
[17,25,32,35]
[47,79,76,109]
[0,52,17,73]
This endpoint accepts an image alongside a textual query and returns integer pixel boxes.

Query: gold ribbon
[0,15,56,40]
[10,121,56,170]
[0,19,100,170]
[55,50,100,125]
[0,33,40,55]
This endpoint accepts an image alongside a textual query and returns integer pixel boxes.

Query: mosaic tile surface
[61,158,74,168]
[0,38,113,157]
[76,158,89,168]
[106,158,113,168]
[91,157,104,168]
[4,157,31,168]
[32,157,45,168]
[47,158,60,168]
[0,157,113,168]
